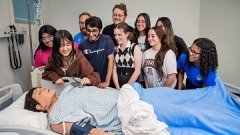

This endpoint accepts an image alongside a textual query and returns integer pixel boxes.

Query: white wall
[43,0,200,46]
[199,0,240,87]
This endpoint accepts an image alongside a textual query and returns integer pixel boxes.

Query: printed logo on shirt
[143,58,155,68]
[147,67,153,75]
[82,49,105,55]
[196,75,203,81]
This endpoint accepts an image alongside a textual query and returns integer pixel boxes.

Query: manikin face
[86,26,100,42]
[136,15,146,32]
[32,87,56,111]
[147,29,160,47]
[112,8,126,25]
[79,15,90,36]
[59,38,73,58]
[41,33,54,47]
[156,21,166,32]
[188,44,201,64]
[114,28,129,46]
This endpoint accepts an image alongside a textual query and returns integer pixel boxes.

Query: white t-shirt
[138,35,146,52]
[142,48,177,88]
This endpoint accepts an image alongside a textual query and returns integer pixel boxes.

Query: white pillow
[0,92,48,129]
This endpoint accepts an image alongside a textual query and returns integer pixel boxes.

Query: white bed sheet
[0,92,48,130]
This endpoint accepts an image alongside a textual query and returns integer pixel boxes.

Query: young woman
[134,13,151,87]
[113,22,142,89]
[155,17,188,60]
[42,30,100,86]
[134,13,151,51]
[143,26,177,88]
[177,38,218,89]
[34,25,57,68]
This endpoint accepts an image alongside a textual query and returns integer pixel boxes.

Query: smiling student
[79,16,115,88]
[112,22,142,89]
[102,3,136,46]
[177,38,218,89]
[42,30,100,86]
[34,25,57,68]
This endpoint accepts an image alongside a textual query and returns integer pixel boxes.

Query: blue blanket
[132,77,240,135]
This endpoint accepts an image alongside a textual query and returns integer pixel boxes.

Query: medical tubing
[7,38,17,69]
[14,32,22,68]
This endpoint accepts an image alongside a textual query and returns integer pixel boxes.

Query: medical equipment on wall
[34,0,44,26]
[7,25,24,69]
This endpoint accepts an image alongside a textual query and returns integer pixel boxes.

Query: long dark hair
[193,38,218,79]
[52,30,76,67]
[155,17,177,55]
[151,26,171,78]
[134,13,151,38]
[34,25,57,58]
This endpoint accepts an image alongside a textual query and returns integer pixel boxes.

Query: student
[112,22,142,89]
[177,38,218,89]
[79,16,115,88]
[73,12,91,46]
[34,25,57,68]
[102,3,136,46]
[42,30,100,86]
[143,26,177,88]
[155,17,188,60]
[134,13,151,87]
[134,13,151,51]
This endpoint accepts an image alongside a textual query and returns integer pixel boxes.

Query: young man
[102,3,136,46]
[79,16,115,88]
[74,12,91,46]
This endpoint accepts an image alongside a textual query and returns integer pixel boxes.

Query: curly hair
[152,26,171,78]
[193,38,218,79]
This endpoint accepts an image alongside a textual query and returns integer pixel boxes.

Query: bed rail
[224,82,240,98]
[0,83,23,111]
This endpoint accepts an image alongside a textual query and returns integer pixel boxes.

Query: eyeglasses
[188,47,200,55]
[112,13,124,18]
[42,35,53,42]
[86,29,99,34]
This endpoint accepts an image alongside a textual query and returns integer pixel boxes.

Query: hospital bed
[0,81,240,134]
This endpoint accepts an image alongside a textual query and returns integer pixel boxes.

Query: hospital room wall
[43,0,200,48]
[199,0,240,87]
[0,0,39,91]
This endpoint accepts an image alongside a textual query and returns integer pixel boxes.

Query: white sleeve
[164,50,177,75]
